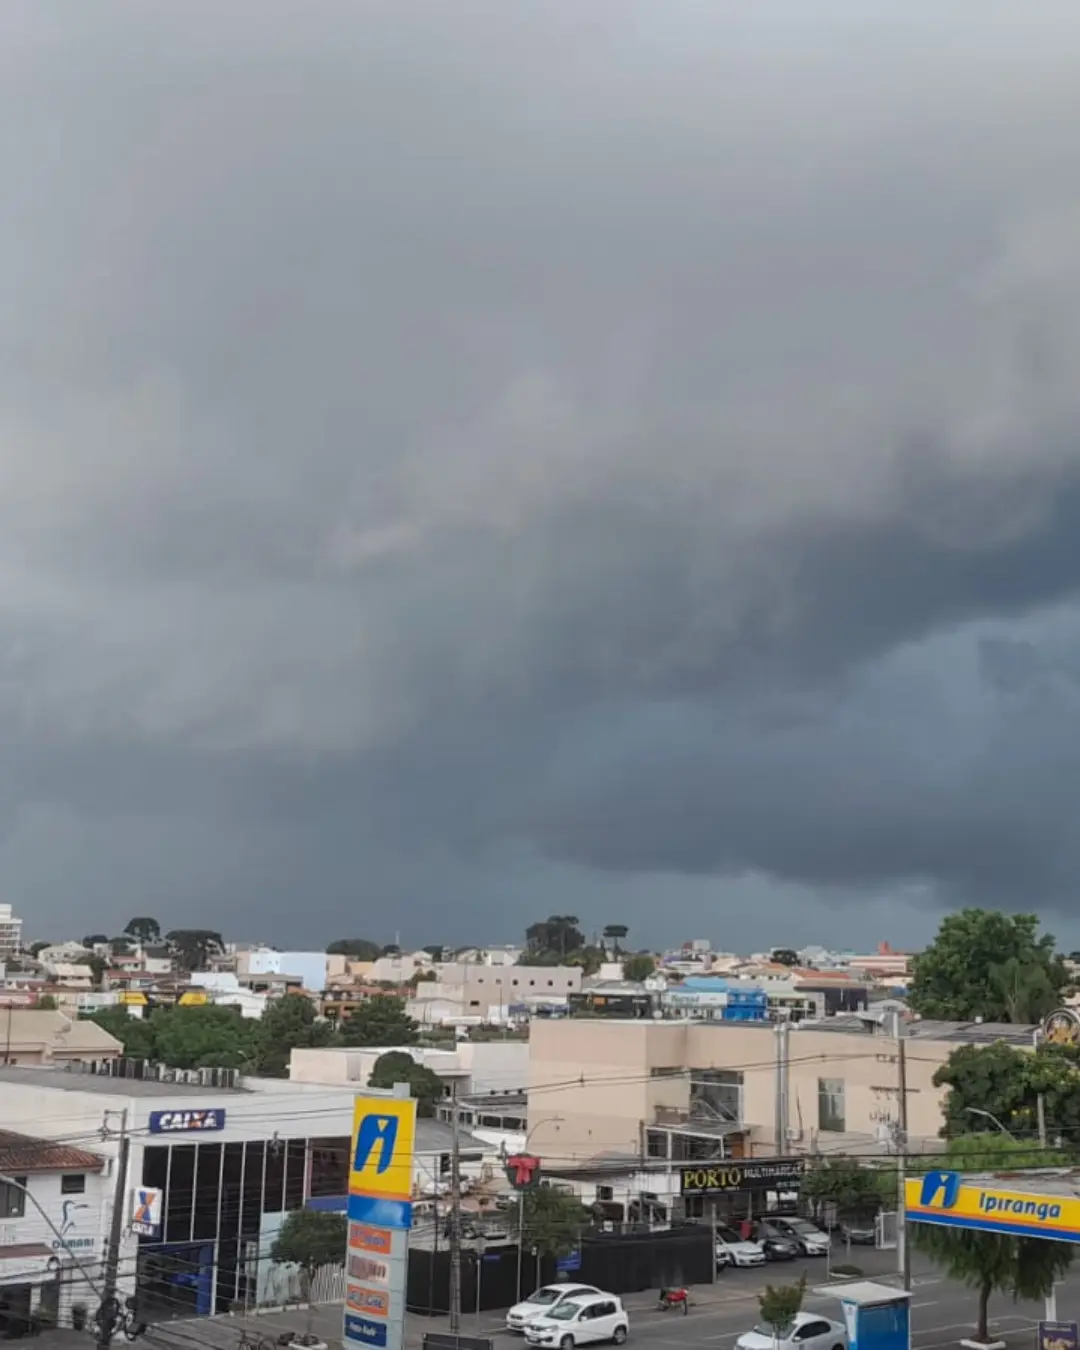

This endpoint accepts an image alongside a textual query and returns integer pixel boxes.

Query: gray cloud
[4,0,1080,947]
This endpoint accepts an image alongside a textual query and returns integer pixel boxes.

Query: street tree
[935,1041,1080,1143]
[271,1209,348,1339]
[255,995,334,1077]
[757,1275,807,1340]
[911,1133,1074,1343]
[123,917,161,944]
[771,949,799,968]
[83,934,109,948]
[165,929,224,972]
[337,995,419,1047]
[908,910,1066,1022]
[34,994,58,1010]
[83,1006,157,1061]
[622,954,656,982]
[326,938,381,960]
[801,1159,894,1225]
[521,1186,589,1258]
[369,1051,446,1116]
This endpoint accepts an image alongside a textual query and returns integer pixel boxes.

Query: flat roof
[815,1281,910,1306]
[0,1066,249,1097]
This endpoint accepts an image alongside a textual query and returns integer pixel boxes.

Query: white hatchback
[525,1293,629,1348]
[715,1224,766,1268]
[507,1285,601,1333]
[736,1311,847,1350]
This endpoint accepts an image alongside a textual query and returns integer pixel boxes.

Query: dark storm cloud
[4,0,1080,944]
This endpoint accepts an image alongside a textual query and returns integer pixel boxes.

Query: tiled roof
[0,1130,105,1174]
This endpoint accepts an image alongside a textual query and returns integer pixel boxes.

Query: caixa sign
[148,1109,227,1134]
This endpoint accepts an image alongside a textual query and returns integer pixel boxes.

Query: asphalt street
[73,1250,1080,1350]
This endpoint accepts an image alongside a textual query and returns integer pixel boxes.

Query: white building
[188,973,268,1019]
[289,1040,528,1098]
[0,1129,109,1329]
[235,949,327,993]
[0,906,22,960]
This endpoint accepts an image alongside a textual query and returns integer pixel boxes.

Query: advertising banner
[679,1158,805,1196]
[906,1173,1080,1243]
[343,1095,416,1350]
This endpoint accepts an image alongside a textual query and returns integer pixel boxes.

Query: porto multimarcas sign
[148,1109,227,1134]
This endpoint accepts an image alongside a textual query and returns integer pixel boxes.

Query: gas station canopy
[906,1169,1080,1242]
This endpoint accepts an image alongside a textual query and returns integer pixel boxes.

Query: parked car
[715,1223,766,1268]
[840,1218,878,1246]
[770,1217,831,1256]
[507,1286,602,1333]
[525,1294,629,1348]
[753,1223,800,1261]
[736,1311,847,1350]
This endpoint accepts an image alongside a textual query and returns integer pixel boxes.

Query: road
[38,1252,1075,1350]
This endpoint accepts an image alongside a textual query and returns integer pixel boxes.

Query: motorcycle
[657,1287,690,1314]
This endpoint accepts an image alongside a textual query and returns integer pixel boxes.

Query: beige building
[0,1009,124,1066]
[426,962,582,1018]
[526,1016,1030,1167]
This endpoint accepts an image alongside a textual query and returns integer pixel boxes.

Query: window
[818,1078,845,1132]
[0,1177,26,1218]
[61,1174,86,1195]
[645,1129,669,1159]
[691,1069,742,1122]
[596,1185,614,1202]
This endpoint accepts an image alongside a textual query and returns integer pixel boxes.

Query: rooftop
[0,1066,250,1096]
[0,1129,105,1174]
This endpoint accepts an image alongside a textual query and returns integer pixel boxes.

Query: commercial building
[0,1064,359,1320]
[0,1130,109,1332]
[526,1016,1031,1201]
[413,963,583,1022]
[289,1039,528,1099]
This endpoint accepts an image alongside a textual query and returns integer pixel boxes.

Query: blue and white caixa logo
[148,1109,227,1134]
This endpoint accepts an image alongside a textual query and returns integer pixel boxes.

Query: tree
[935,1041,1080,1143]
[368,1051,446,1117]
[908,910,1066,1023]
[520,1186,588,1258]
[165,929,224,972]
[566,946,605,976]
[28,941,51,956]
[801,1159,894,1224]
[84,1007,157,1061]
[912,1133,1074,1343]
[380,944,401,957]
[525,916,585,959]
[83,934,109,948]
[271,1209,348,1339]
[255,995,334,1077]
[602,925,629,955]
[86,955,108,989]
[623,954,656,982]
[326,938,381,960]
[33,994,58,1010]
[422,945,445,961]
[109,936,135,954]
[757,1275,807,1340]
[337,995,419,1047]
[150,1005,261,1069]
[771,948,799,967]
[124,917,161,944]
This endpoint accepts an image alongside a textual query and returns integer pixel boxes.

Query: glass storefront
[139,1135,350,1315]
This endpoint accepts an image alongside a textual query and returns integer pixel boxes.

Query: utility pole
[774,1019,789,1154]
[448,1081,462,1333]
[96,1109,131,1350]
[896,1020,911,1292]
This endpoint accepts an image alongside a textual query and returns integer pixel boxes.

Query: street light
[964,1108,1018,1140]
[507,1117,564,1302]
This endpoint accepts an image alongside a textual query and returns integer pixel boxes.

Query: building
[0,906,22,959]
[0,1065,361,1320]
[0,1130,108,1330]
[525,1016,1024,1193]
[0,1010,123,1067]
[661,979,768,1023]
[289,1039,528,1098]
[235,949,327,993]
[427,962,582,1019]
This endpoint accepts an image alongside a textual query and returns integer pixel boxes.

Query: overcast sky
[5,1,1080,952]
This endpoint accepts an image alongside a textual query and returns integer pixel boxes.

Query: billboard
[344,1095,416,1350]
[906,1173,1080,1243]
[680,1158,805,1196]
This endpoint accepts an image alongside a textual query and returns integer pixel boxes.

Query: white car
[736,1311,847,1350]
[715,1224,766,1268]
[525,1293,629,1348]
[507,1285,601,1332]
[770,1217,831,1256]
